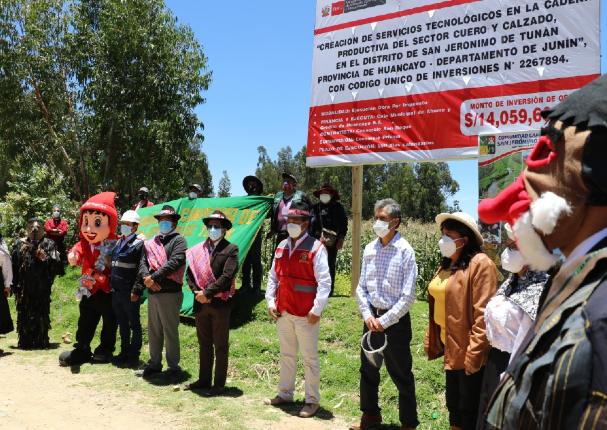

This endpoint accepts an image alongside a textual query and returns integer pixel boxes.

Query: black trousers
[241,230,262,290]
[55,241,66,276]
[476,348,510,430]
[359,313,419,428]
[195,301,232,388]
[327,245,338,296]
[73,291,117,358]
[446,366,486,430]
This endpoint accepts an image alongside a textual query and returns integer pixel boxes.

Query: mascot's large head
[479,75,607,270]
[79,192,118,244]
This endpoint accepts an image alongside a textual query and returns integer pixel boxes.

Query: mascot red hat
[78,192,118,242]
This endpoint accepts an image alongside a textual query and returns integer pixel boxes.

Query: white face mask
[208,226,223,242]
[319,194,331,204]
[373,219,392,238]
[438,236,465,258]
[287,222,303,238]
[501,247,526,273]
[53,211,61,218]
[189,192,198,199]
[120,224,133,237]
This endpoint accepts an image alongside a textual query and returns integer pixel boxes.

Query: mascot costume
[478,74,607,429]
[11,218,61,348]
[59,192,119,366]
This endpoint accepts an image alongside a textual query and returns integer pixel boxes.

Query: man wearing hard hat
[109,210,146,368]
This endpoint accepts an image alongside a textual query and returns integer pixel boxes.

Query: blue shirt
[356,232,418,328]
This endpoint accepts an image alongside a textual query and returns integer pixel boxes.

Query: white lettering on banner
[308,0,599,166]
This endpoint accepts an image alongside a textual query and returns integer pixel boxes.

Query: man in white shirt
[264,201,331,419]
[351,198,418,430]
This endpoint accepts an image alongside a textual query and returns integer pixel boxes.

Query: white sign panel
[307,0,600,166]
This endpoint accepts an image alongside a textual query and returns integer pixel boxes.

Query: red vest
[275,235,323,317]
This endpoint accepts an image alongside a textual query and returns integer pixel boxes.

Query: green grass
[3,266,449,429]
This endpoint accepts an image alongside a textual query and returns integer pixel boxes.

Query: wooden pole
[350,165,363,297]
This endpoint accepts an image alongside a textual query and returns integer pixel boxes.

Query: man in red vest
[264,201,331,419]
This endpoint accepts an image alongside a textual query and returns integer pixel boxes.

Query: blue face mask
[208,226,223,241]
[158,220,173,235]
[120,225,133,237]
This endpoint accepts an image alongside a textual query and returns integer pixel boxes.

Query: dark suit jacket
[186,238,239,312]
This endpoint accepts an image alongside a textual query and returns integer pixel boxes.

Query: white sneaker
[299,403,320,418]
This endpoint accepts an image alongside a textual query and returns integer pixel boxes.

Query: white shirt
[484,295,533,362]
[562,226,607,270]
[265,233,331,316]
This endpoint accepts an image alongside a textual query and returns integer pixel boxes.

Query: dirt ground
[0,351,185,430]
[0,351,348,430]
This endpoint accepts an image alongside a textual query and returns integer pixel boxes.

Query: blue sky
[164,0,605,219]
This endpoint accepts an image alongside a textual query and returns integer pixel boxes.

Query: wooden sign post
[350,164,363,297]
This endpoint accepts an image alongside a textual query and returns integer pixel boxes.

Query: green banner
[136,195,273,317]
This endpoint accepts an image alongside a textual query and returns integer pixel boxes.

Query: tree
[217,170,231,198]
[0,0,212,211]
[256,144,459,221]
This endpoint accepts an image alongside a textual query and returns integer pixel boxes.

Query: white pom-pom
[530,192,571,235]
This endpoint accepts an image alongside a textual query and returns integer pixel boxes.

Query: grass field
[2,266,450,429]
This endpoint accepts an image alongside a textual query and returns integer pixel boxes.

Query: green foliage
[255,145,460,221]
[0,165,79,248]
[0,0,212,209]
[217,170,232,198]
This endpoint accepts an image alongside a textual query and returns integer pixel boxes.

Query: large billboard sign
[307,0,600,166]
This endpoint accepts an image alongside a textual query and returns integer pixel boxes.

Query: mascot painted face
[78,192,118,244]
[479,75,607,270]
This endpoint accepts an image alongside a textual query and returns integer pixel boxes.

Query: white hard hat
[121,210,140,224]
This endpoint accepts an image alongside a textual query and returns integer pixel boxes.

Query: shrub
[0,166,80,249]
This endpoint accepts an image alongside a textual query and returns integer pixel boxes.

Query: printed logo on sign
[479,136,489,156]
[487,136,496,154]
[331,1,344,15]
[321,5,330,16]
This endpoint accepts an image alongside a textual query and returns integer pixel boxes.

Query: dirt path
[0,352,185,430]
[0,351,348,430]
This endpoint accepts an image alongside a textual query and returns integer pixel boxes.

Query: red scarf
[145,235,185,284]
[186,240,234,301]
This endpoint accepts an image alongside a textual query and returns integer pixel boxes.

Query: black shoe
[112,353,129,364]
[168,369,181,384]
[125,356,140,368]
[239,284,252,293]
[251,286,261,294]
[59,350,91,367]
[92,353,110,363]
[135,366,162,377]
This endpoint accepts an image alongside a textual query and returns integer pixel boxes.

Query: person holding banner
[133,186,154,211]
[240,175,264,294]
[184,210,239,396]
[352,198,418,430]
[266,173,313,250]
[310,184,348,297]
[264,200,331,419]
[137,205,187,384]
[188,184,203,199]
